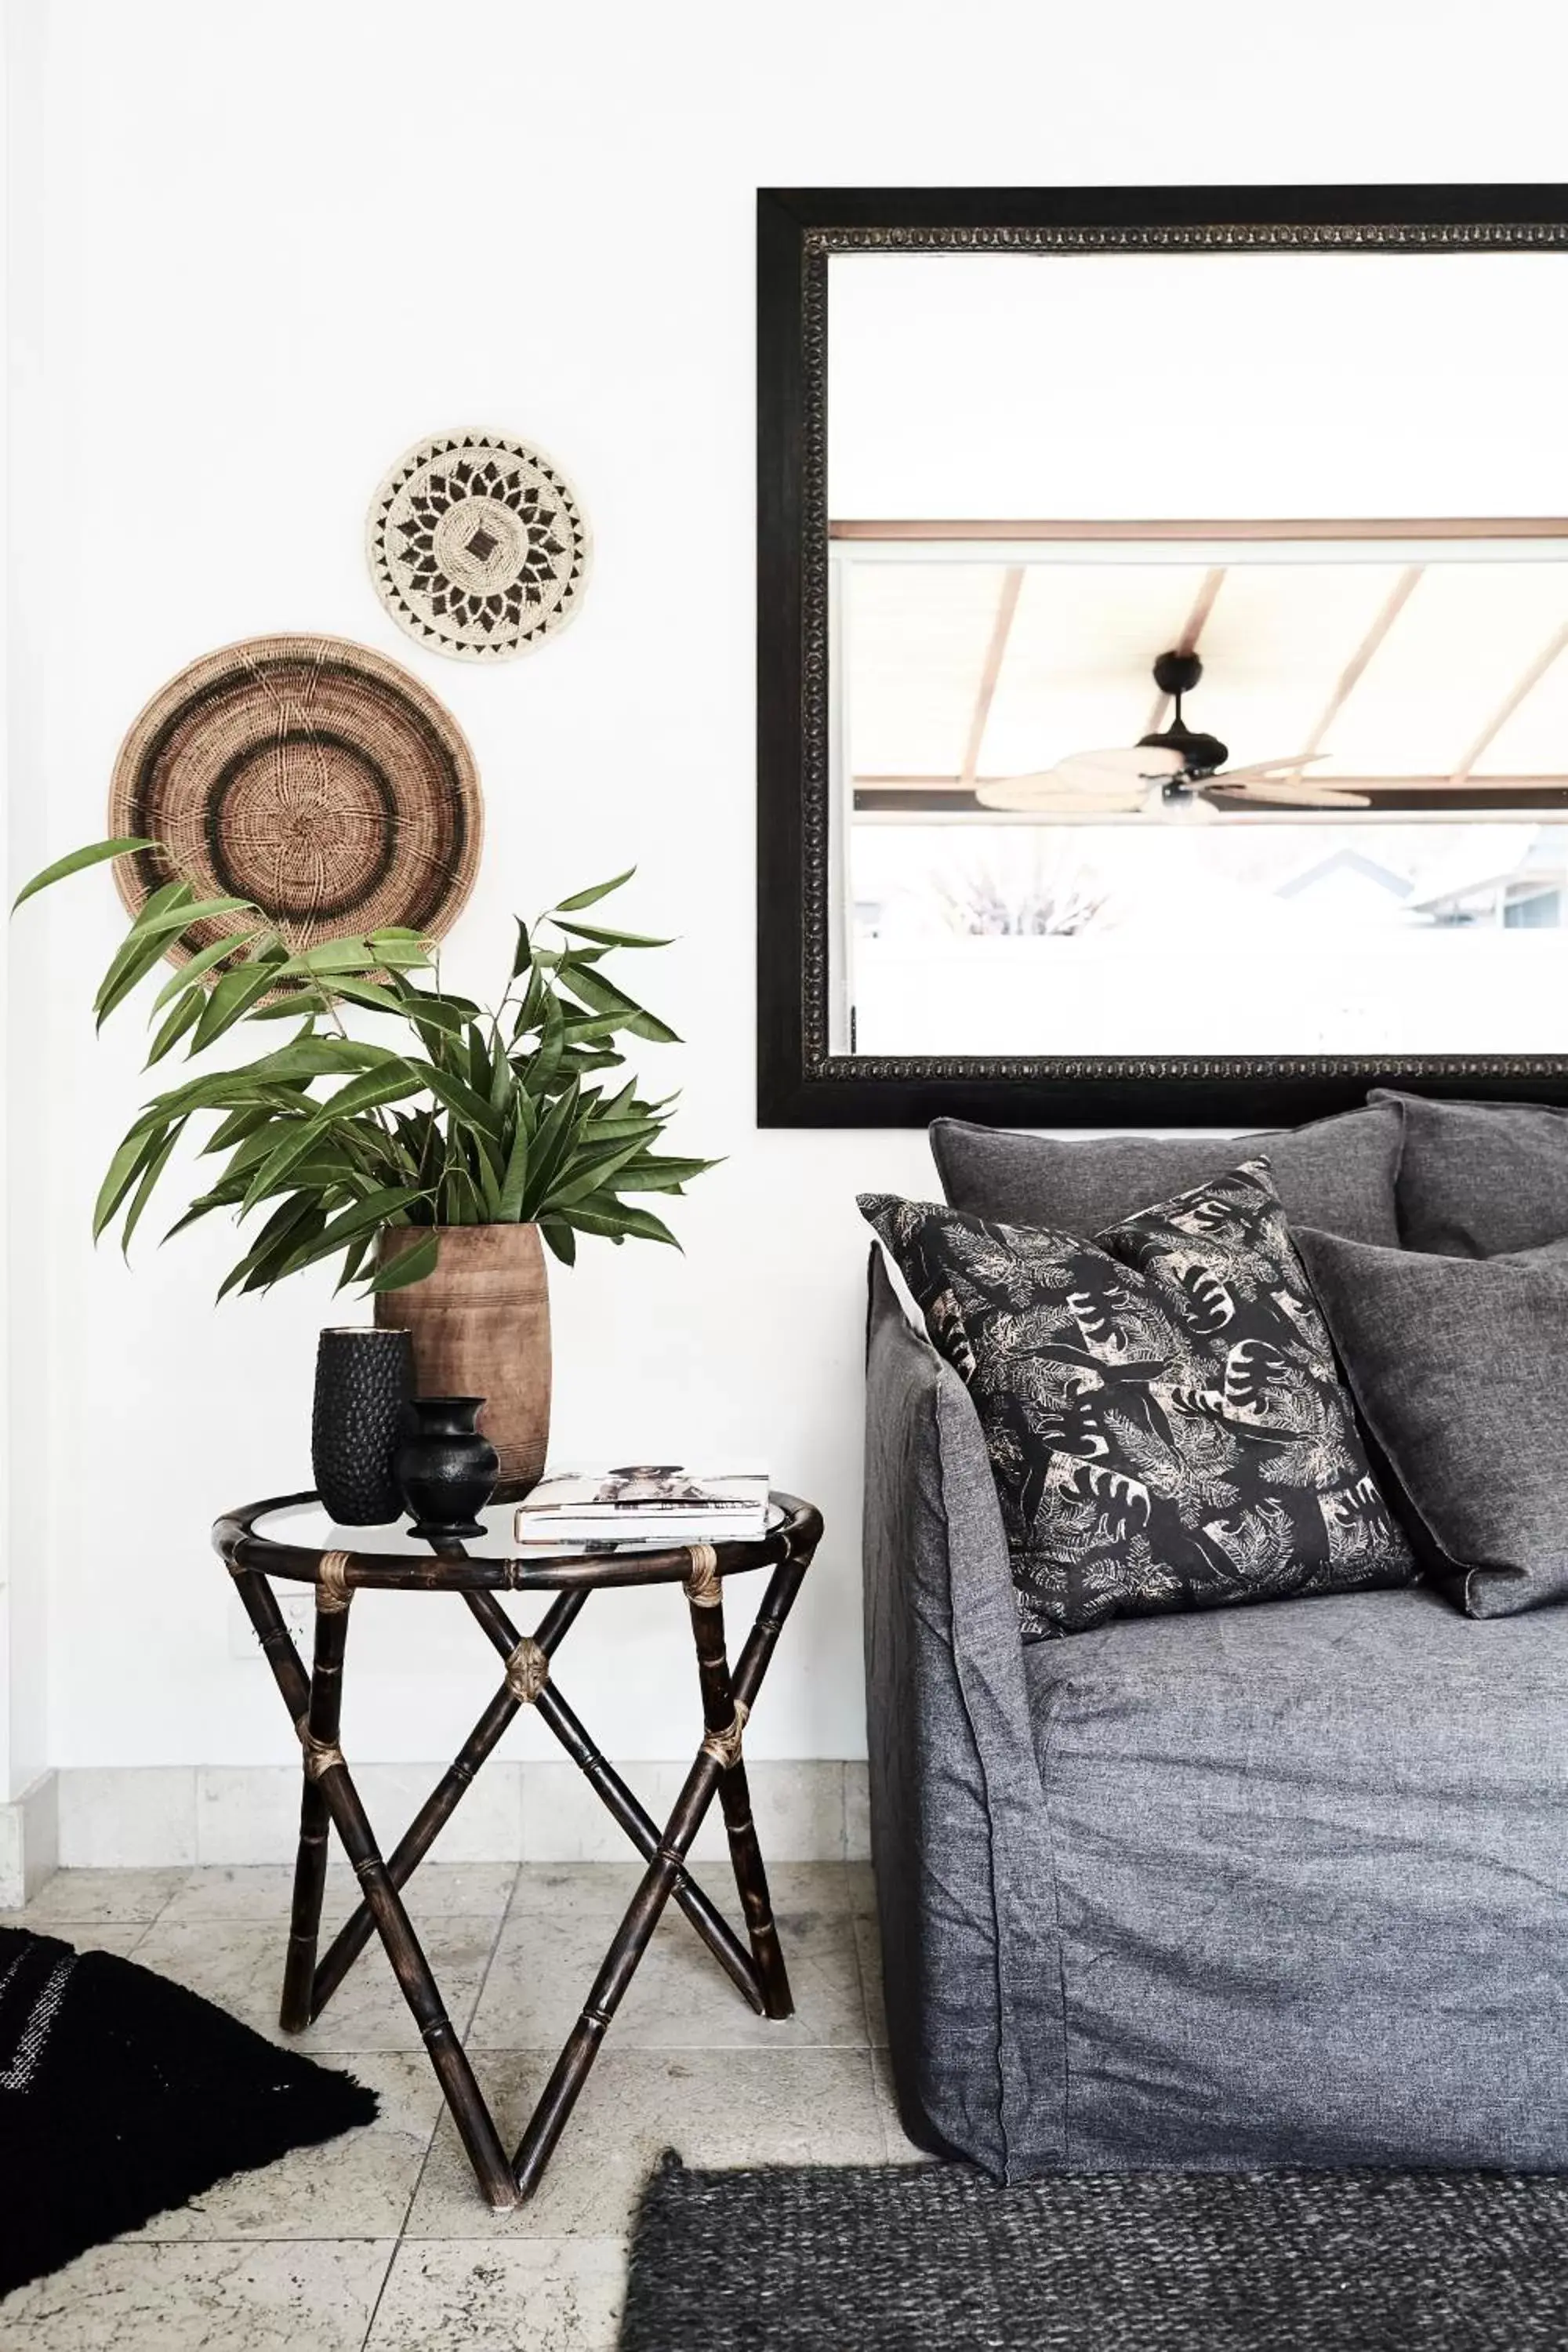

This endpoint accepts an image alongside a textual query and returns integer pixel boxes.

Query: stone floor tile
[132,1913,503,2052]
[0,2238,394,2350]
[365,2237,626,2351]
[160,1861,518,1928]
[7,1867,189,1926]
[133,2052,442,2241]
[404,2047,886,2240]
[469,1904,866,2052]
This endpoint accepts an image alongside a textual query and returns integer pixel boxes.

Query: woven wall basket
[107,635,482,964]
[366,431,591,662]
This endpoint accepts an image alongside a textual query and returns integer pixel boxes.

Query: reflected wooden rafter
[960,567,1025,793]
[1450,621,1568,782]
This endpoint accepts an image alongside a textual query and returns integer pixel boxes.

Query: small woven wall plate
[366,430,591,662]
[108,635,482,965]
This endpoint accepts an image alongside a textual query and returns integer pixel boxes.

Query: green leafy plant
[12,840,714,1298]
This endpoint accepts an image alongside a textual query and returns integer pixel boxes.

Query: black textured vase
[311,1327,413,1526]
[395,1396,499,1544]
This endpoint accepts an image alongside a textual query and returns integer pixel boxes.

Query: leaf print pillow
[859,1160,1416,1641]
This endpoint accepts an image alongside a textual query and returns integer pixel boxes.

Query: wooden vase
[374,1225,551,1501]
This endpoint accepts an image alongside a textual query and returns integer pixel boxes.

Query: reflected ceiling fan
[976,651,1370,820]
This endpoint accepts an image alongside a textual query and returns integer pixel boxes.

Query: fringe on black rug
[0,1926,378,2298]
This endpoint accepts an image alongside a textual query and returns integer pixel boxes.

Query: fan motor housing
[1152,649,1203,698]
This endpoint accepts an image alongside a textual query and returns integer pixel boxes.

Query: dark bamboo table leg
[229,1560,519,2210]
[280,1552,352,2031]
[684,1545,793,2020]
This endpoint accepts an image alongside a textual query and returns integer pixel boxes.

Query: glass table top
[253,1497,786,1560]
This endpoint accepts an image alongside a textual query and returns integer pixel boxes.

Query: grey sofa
[863,1099,1568,2176]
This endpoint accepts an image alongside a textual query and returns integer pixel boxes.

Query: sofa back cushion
[1295,1226,1568,1617]
[860,1160,1416,1641]
[931,1100,1403,1246]
[1370,1091,1568,1258]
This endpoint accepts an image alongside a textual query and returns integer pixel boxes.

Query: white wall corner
[0,1769,58,1907]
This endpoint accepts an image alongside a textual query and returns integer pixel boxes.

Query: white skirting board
[40,1760,871,1871]
[0,1773,60,1908]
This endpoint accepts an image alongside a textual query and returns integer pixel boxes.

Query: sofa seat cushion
[1022,1584,1568,2169]
[931,1099,1403,1246]
[1371,1091,1568,1258]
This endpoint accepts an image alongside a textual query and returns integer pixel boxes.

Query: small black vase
[396,1397,499,1544]
[312,1327,413,1526]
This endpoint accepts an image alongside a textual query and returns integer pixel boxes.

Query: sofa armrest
[862,1246,1063,2173]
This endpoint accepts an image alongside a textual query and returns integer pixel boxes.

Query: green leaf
[274,1185,430,1280]
[219,1196,325,1298]
[127,894,256,943]
[190,961,283,1053]
[554,918,672,949]
[93,880,193,1025]
[552,868,635,914]
[539,1218,577,1266]
[511,917,533,978]
[120,1118,188,1254]
[411,1062,505,1141]
[616,1153,720,1192]
[93,1124,165,1241]
[239,1063,423,1210]
[563,1200,681,1247]
[496,1116,531,1221]
[557,962,679,1045]
[539,1135,656,1213]
[12,835,158,913]
[362,1229,440,1294]
[150,927,263,1010]
[145,986,204,1065]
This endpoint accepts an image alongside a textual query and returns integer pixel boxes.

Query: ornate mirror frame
[757,183,1568,1127]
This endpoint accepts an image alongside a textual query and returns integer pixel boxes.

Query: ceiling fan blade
[1211,753,1330,786]
[977,744,1184,811]
[1210,778,1372,810]
[975,774,1149,815]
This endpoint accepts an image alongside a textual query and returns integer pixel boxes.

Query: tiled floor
[1,1861,917,2349]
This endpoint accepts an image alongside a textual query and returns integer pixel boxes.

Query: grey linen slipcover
[864,1249,1568,2177]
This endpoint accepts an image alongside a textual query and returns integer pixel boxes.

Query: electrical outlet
[227,1584,317,1661]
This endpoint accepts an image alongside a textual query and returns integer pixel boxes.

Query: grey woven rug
[617,2155,1568,2350]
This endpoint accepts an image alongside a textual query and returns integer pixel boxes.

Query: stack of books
[514,1465,772,1548]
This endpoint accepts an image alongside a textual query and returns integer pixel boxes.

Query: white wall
[6,0,1567,1788]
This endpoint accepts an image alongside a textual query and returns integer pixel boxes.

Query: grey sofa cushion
[1021,1584,1568,2168]
[1370,1091,1568,1258]
[931,1100,1403,1246]
[1295,1225,1568,1617]
[861,1163,1415,1639]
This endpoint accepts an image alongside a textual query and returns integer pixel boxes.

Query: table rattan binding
[212,1490,823,2208]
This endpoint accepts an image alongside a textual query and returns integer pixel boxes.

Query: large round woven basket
[107,635,482,964]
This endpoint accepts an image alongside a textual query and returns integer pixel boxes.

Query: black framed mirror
[757,185,1568,1127]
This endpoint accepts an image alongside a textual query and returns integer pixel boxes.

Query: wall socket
[228,1584,317,1661]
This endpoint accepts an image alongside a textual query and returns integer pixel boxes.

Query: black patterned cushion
[859,1160,1417,1641]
